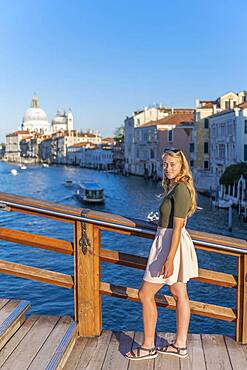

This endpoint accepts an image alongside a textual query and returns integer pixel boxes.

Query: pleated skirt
[143,226,198,285]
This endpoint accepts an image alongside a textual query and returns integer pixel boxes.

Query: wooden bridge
[0,192,246,369]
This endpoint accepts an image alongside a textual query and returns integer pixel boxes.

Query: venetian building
[21,95,50,134]
[51,109,73,133]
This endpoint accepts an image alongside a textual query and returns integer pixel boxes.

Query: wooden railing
[0,192,246,343]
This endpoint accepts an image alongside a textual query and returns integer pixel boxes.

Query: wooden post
[74,221,102,337]
[236,254,247,343]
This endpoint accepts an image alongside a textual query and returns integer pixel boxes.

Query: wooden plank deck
[0,315,77,370]
[64,330,247,370]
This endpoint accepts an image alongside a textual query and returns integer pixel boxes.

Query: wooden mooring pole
[74,221,102,337]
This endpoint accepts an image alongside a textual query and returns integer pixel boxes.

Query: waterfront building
[209,101,247,183]
[20,134,52,163]
[67,143,113,169]
[52,130,102,164]
[5,130,30,162]
[112,140,125,170]
[82,146,113,170]
[124,106,193,178]
[67,142,96,165]
[192,91,247,191]
[124,106,169,175]
[21,95,50,134]
[79,131,102,145]
[38,136,53,163]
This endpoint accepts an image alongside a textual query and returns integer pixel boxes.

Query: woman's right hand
[161,259,174,278]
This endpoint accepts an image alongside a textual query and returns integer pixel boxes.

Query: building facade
[5,131,30,162]
[124,106,194,178]
[192,91,247,191]
[209,102,247,181]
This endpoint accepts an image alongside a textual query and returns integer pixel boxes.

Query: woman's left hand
[161,259,174,278]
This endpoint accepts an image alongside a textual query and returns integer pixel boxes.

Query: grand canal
[0,162,246,337]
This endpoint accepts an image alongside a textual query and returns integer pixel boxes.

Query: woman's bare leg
[126,280,164,357]
[170,282,190,348]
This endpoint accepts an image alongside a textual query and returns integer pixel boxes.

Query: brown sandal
[125,346,158,361]
[157,343,188,358]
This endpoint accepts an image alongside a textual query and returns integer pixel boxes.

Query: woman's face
[163,154,182,180]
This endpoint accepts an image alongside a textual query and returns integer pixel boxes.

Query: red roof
[6,130,30,136]
[81,133,98,138]
[102,137,115,143]
[142,112,194,127]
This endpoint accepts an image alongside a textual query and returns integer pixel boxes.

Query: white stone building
[52,130,102,164]
[209,101,247,181]
[5,130,30,162]
[67,142,96,165]
[67,143,113,169]
[124,106,169,175]
[192,91,247,191]
[83,147,113,170]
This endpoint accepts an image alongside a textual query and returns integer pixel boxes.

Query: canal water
[0,162,246,337]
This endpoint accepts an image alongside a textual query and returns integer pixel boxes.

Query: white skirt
[143,227,198,285]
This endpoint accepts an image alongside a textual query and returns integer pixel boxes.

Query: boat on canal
[64,179,75,187]
[19,164,27,170]
[76,181,104,203]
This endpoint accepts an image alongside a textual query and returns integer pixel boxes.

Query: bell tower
[31,94,40,108]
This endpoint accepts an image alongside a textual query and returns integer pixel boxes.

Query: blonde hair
[161,149,197,217]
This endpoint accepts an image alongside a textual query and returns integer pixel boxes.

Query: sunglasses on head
[163,147,181,154]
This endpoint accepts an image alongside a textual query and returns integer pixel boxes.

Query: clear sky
[0,0,247,141]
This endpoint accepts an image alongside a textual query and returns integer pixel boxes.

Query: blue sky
[0,0,247,141]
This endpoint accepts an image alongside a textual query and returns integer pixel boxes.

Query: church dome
[21,95,50,133]
[52,111,67,126]
[23,107,48,123]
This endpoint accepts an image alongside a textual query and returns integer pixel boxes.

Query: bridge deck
[64,330,247,370]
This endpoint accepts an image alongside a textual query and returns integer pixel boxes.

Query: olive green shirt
[158,182,192,228]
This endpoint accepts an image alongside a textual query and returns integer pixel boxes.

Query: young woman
[126,148,198,361]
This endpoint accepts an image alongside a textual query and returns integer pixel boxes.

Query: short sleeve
[173,182,191,219]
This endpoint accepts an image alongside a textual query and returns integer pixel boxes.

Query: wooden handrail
[0,191,246,343]
[100,282,237,321]
[0,228,73,255]
[0,191,246,253]
[100,248,238,288]
[0,260,73,288]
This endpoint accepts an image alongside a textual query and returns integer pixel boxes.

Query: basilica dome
[52,111,67,126]
[51,109,73,132]
[22,96,50,134]
[23,107,48,123]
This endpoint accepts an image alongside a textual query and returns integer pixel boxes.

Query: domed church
[21,95,50,134]
[52,109,73,132]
